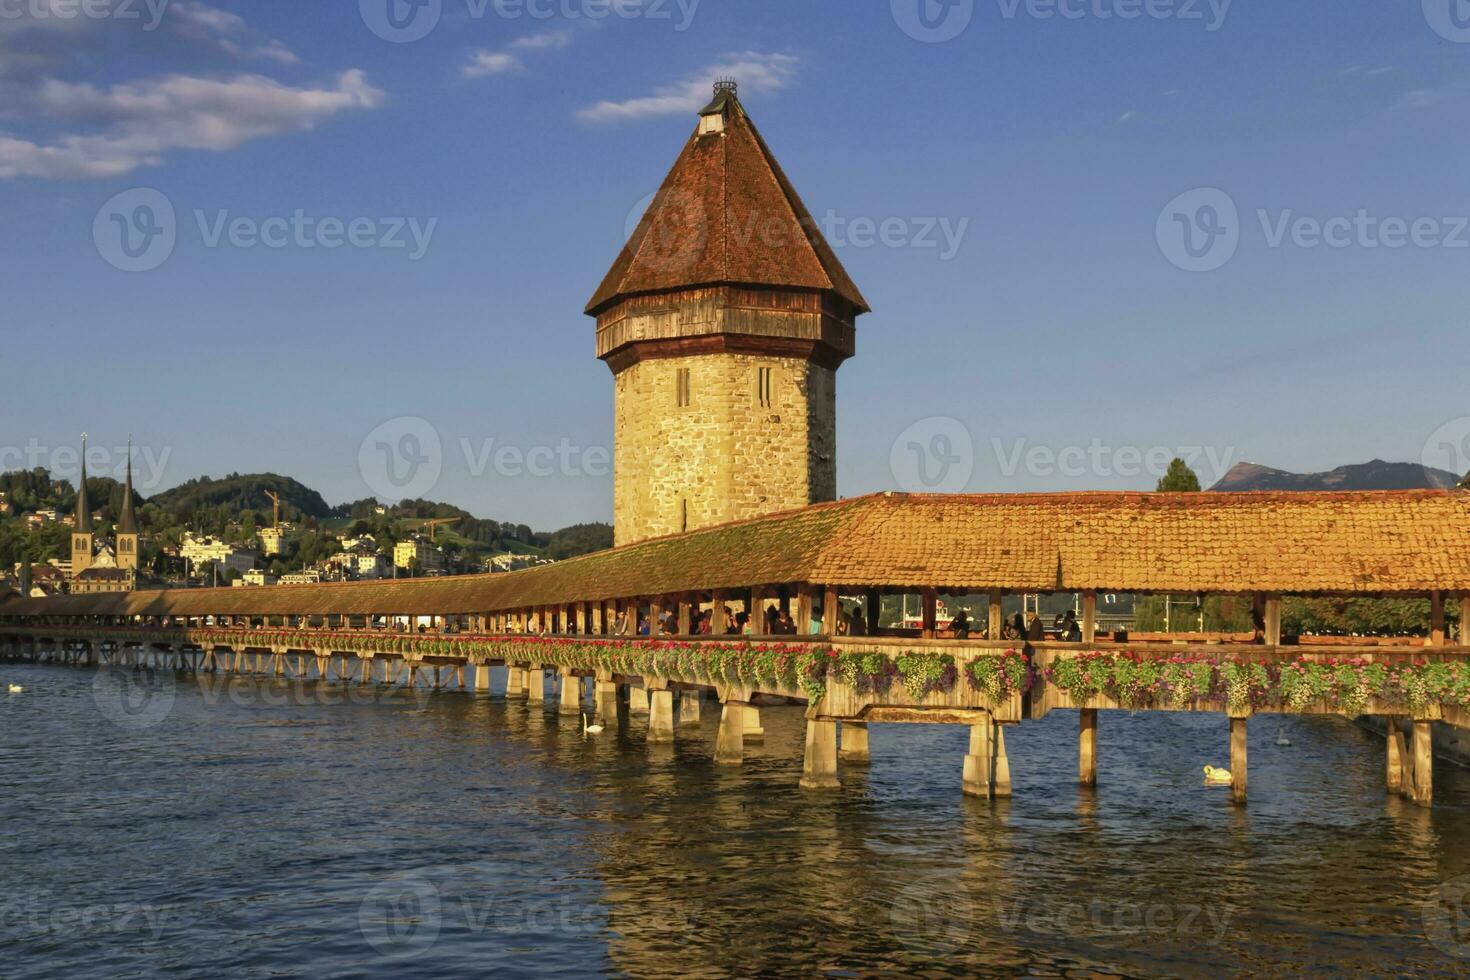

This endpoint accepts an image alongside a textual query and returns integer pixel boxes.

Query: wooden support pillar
[962,719,992,798]
[715,700,745,765]
[1079,708,1098,786]
[475,663,491,692]
[1230,716,1248,804]
[839,721,870,763]
[1081,591,1097,645]
[866,589,881,634]
[988,591,1003,642]
[506,665,524,698]
[743,704,764,741]
[1262,595,1282,646]
[650,598,665,635]
[1461,596,1470,647]
[628,684,650,714]
[748,589,763,633]
[1386,719,1404,794]
[526,665,544,703]
[796,586,815,635]
[558,669,582,716]
[678,688,701,725]
[677,598,692,636]
[710,594,728,635]
[992,722,1012,798]
[594,677,618,725]
[821,586,840,635]
[921,588,938,639]
[800,718,841,790]
[1429,591,1446,647]
[1412,720,1433,806]
[647,687,674,743]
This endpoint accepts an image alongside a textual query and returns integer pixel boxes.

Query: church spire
[74,433,92,533]
[118,437,138,535]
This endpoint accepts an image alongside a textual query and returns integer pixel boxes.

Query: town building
[180,535,258,576]
[393,537,445,573]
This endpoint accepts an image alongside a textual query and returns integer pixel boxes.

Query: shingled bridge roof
[3,490,1468,620]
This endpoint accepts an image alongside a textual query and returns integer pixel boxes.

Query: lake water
[3,662,1470,977]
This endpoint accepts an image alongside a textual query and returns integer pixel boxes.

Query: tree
[1156,458,1202,492]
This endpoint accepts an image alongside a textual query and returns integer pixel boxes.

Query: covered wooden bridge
[4,489,1470,806]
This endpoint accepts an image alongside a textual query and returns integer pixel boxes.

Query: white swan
[582,712,604,735]
[1274,728,1292,747]
[7,684,22,694]
[1203,765,1232,784]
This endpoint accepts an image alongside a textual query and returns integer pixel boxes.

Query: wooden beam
[1081,591,1097,644]
[1230,717,1248,804]
[1263,595,1282,647]
[1412,720,1433,806]
[822,586,840,635]
[677,597,692,636]
[797,586,815,636]
[988,590,1003,642]
[1079,708,1097,786]
[866,589,881,635]
[1429,591,1446,647]
[921,588,938,639]
[1386,719,1404,794]
[749,588,764,634]
[1462,596,1470,647]
[710,593,728,635]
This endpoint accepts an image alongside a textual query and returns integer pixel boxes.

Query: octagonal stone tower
[587,82,869,546]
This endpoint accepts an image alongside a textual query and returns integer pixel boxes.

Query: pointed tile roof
[74,437,92,534]
[118,442,138,535]
[586,84,869,316]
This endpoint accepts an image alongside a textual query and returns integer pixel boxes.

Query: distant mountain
[148,473,334,519]
[1209,459,1462,492]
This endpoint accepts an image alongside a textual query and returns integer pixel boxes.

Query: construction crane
[263,490,282,529]
[409,517,457,542]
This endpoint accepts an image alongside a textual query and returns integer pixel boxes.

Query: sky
[3,0,1469,530]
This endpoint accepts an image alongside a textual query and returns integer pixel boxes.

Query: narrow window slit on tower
[676,367,691,407]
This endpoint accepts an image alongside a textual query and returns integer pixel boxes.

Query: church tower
[116,439,140,572]
[587,81,869,546]
[71,435,94,575]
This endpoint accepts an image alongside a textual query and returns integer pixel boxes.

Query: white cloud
[576,52,797,123]
[511,30,572,51]
[462,51,522,78]
[1118,110,1138,123]
[0,70,383,179]
[168,1,300,64]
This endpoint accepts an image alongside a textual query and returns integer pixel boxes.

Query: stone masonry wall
[612,352,836,545]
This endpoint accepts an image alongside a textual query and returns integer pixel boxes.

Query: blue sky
[3,0,1469,528]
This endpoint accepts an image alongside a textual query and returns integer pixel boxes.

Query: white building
[181,535,258,575]
[279,570,322,585]
[393,537,445,573]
